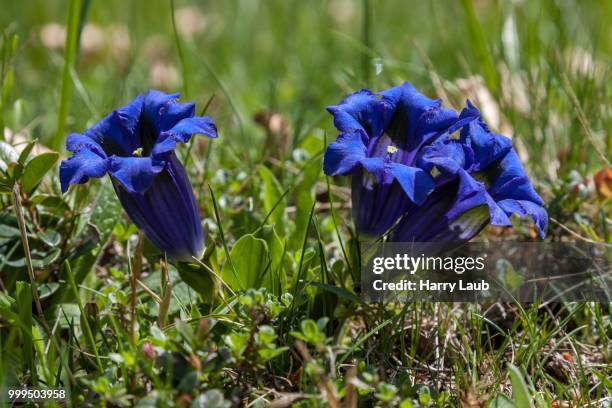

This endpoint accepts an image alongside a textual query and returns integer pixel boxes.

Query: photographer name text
[372,279,489,292]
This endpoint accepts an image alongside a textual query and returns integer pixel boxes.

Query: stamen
[387,145,398,154]
[431,166,441,178]
[132,147,143,157]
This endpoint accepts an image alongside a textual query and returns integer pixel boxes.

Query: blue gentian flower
[323,82,458,239]
[389,101,547,242]
[60,90,217,261]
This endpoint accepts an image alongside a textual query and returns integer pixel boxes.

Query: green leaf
[37,229,61,247]
[256,225,287,294]
[30,194,70,214]
[376,383,398,402]
[257,165,286,235]
[17,140,36,165]
[176,262,215,299]
[7,161,23,180]
[3,247,61,269]
[90,180,123,244]
[221,234,269,291]
[302,319,318,338]
[0,177,13,193]
[489,394,515,408]
[0,292,15,309]
[400,399,414,408]
[0,140,18,172]
[257,325,277,345]
[507,364,533,408]
[21,152,59,194]
[37,282,60,300]
[0,214,20,237]
[309,281,364,305]
[258,346,288,361]
[292,319,326,345]
[225,331,250,357]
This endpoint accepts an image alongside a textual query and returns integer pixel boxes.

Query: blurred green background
[1,0,610,179]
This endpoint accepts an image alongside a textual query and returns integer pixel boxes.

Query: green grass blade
[460,0,499,94]
[16,281,37,386]
[170,0,190,97]
[338,319,392,364]
[53,0,83,151]
[507,363,533,407]
[64,260,103,373]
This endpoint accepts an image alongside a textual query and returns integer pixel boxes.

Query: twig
[12,183,51,336]
[550,217,612,246]
[344,366,358,408]
[285,202,351,215]
[136,279,162,304]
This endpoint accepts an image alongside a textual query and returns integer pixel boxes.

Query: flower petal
[113,94,144,140]
[166,116,218,142]
[412,105,458,149]
[452,169,510,226]
[417,139,468,176]
[360,157,386,181]
[497,199,548,238]
[461,118,512,172]
[150,132,178,159]
[327,89,391,139]
[488,150,544,205]
[451,99,480,131]
[323,131,367,176]
[351,170,411,238]
[390,169,510,242]
[60,147,109,193]
[435,205,491,242]
[109,156,165,194]
[150,116,218,162]
[380,82,441,141]
[82,94,144,156]
[112,155,204,261]
[66,133,105,154]
[143,90,180,126]
[158,102,196,132]
[384,163,435,205]
[488,150,547,237]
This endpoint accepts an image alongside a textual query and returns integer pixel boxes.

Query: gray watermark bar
[361,242,611,303]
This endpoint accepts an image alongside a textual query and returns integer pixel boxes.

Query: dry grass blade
[344,366,358,408]
[12,183,51,335]
[269,393,309,408]
[295,340,341,408]
[157,257,173,328]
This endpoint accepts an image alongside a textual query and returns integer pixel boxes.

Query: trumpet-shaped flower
[60,90,217,261]
[389,101,547,242]
[323,82,458,238]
